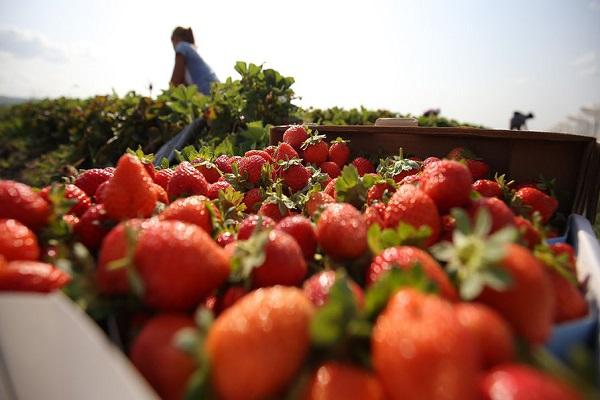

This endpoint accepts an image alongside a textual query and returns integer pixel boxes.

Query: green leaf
[473,208,492,237]
[367,223,432,255]
[230,228,270,283]
[451,208,471,234]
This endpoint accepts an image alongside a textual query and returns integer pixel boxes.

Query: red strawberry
[214,154,234,174]
[153,168,175,191]
[207,181,232,200]
[238,155,267,185]
[305,192,335,216]
[514,216,541,248]
[264,145,278,158]
[142,162,156,180]
[0,180,51,230]
[159,195,217,234]
[94,180,109,204]
[283,125,308,150]
[130,314,196,400]
[455,302,515,368]
[193,160,221,183]
[0,219,39,261]
[167,161,209,201]
[40,184,92,217]
[302,139,329,165]
[319,161,341,178]
[466,159,489,180]
[237,214,276,240]
[367,246,458,301]
[548,270,588,323]
[514,187,558,223]
[250,230,307,287]
[365,203,386,227]
[258,202,292,222]
[420,160,472,213]
[316,203,367,260]
[245,149,273,163]
[275,215,317,260]
[152,184,169,204]
[0,259,70,292]
[366,183,392,205]
[275,142,299,162]
[384,184,441,247]
[351,157,375,176]
[216,231,236,247]
[212,286,249,315]
[73,204,113,250]
[243,188,263,213]
[302,270,364,308]
[104,154,157,220]
[323,178,337,199]
[472,179,502,198]
[372,289,479,400]
[550,243,576,270]
[422,156,440,166]
[399,173,421,186]
[303,362,385,400]
[74,168,114,197]
[281,163,310,192]
[468,197,515,233]
[480,364,582,400]
[328,139,351,167]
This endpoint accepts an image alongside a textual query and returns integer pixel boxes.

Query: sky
[0,0,599,130]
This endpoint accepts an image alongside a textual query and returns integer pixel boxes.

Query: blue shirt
[175,41,219,95]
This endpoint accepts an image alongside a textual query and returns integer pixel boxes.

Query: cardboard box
[270,126,600,222]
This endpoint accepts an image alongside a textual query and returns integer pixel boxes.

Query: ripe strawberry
[243,187,263,213]
[319,161,341,178]
[135,220,230,310]
[281,163,310,192]
[40,184,92,217]
[130,314,196,400]
[302,138,329,165]
[514,216,541,248]
[372,289,479,400]
[472,179,502,198]
[192,159,221,183]
[258,202,292,222]
[550,243,576,270]
[351,157,375,176]
[419,160,472,212]
[73,204,112,250]
[365,203,386,227]
[159,195,217,234]
[0,180,51,230]
[264,145,278,158]
[167,161,209,201]
[367,246,458,301]
[250,230,307,287]
[384,184,441,247]
[479,364,583,400]
[548,269,588,323]
[366,182,393,205]
[328,139,351,167]
[245,149,273,163]
[0,219,39,261]
[237,215,276,240]
[316,203,367,260]
[422,156,440,166]
[152,184,169,204]
[478,244,554,344]
[207,180,232,200]
[302,270,364,308]
[275,142,300,162]
[399,173,421,186]
[216,231,235,247]
[303,362,385,400]
[468,197,515,233]
[94,180,109,204]
[305,192,335,216]
[104,154,157,220]
[323,178,337,199]
[0,259,70,292]
[74,168,114,197]
[275,215,317,260]
[206,286,314,400]
[238,155,267,185]
[214,154,234,174]
[466,159,489,180]
[153,168,175,191]
[283,125,309,150]
[455,302,515,368]
[210,286,249,315]
[514,187,558,223]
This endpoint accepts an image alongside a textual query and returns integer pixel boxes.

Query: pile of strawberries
[0,124,594,400]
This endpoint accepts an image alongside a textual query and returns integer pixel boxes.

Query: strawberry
[550,243,576,269]
[303,362,385,400]
[319,161,341,179]
[548,269,588,323]
[206,286,314,400]
[454,302,515,368]
[104,154,158,220]
[302,136,329,165]
[422,156,440,166]
[238,155,267,185]
[130,314,196,400]
[275,215,317,260]
[214,154,234,174]
[245,149,273,163]
[159,195,217,234]
[323,178,337,198]
[167,161,209,201]
[468,197,515,233]
[365,203,386,227]
[258,202,292,222]
[0,259,70,292]
[472,179,502,198]
[237,214,276,240]
[328,138,351,167]
[366,182,393,205]
[466,159,489,180]
[419,160,472,213]
[399,173,421,185]
[0,180,51,230]
[281,162,310,192]
[367,246,458,301]
[94,180,109,204]
[302,270,364,308]
[74,168,114,197]
[152,184,169,204]
[40,184,91,217]
[479,364,583,400]
[316,203,367,260]
[192,159,221,183]
[283,125,309,150]
[73,204,113,250]
[514,187,558,223]
[243,187,263,213]
[216,231,235,247]
[514,216,541,248]
[0,219,39,261]
[153,168,175,191]
[207,181,232,200]
[372,288,479,400]
[384,184,441,247]
[211,285,249,315]
[275,142,300,162]
[305,191,335,216]
[351,157,375,176]
[264,145,278,158]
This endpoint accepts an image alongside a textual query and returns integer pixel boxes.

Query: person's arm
[170,53,186,86]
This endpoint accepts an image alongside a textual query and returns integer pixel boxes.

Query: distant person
[423,108,441,117]
[510,111,534,130]
[170,27,219,95]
